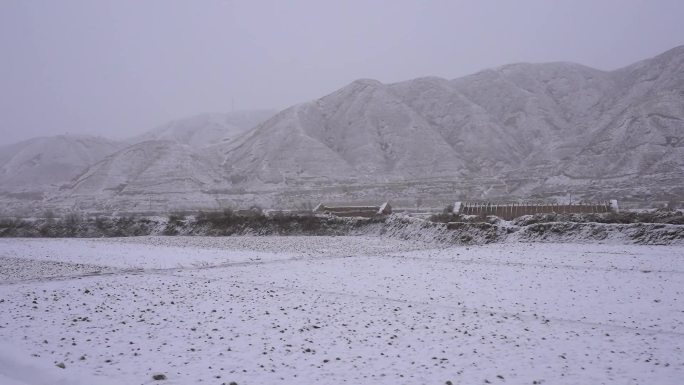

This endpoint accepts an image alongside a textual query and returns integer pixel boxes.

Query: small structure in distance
[453,200,619,220]
[314,202,392,218]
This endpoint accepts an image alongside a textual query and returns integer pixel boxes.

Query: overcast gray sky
[1,0,683,145]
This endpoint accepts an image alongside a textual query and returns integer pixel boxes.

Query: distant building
[453,200,618,220]
[314,202,392,218]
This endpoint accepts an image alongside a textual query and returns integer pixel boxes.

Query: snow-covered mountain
[53,140,226,212]
[562,46,684,179]
[0,135,123,197]
[220,79,471,187]
[216,45,684,206]
[128,110,277,148]
[3,47,683,214]
[46,110,277,212]
[0,110,276,213]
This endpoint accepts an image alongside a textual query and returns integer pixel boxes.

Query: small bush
[247,205,264,216]
[0,218,28,235]
[63,212,82,235]
[162,223,179,236]
[429,204,458,223]
[168,212,186,223]
[197,208,238,228]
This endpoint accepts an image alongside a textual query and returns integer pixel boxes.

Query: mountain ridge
[210,45,682,207]
[0,134,124,196]
[2,47,683,214]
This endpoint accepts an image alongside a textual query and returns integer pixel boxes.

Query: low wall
[458,201,615,220]
[314,202,392,217]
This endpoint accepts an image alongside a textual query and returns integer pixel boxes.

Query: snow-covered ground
[0,237,682,384]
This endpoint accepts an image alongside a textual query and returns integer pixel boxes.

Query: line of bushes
[0,215,158,237]
[0,210,387,238]
[187,209,384,236]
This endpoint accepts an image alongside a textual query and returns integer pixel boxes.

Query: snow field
[0,237,682,384]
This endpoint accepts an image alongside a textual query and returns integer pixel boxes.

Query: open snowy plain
[0,236,682,384]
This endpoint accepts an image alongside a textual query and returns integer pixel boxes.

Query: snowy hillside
[55,140,226,212]
[0,135,123,196]
[0,111,276,214]
[2,47,683,214]
[220,79,467,185]
[563,46,684,179]
[128,110,277,148]
[217,45,684,206]
[47,110,278,212]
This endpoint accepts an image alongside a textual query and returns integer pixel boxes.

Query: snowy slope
[221,80,467,186]
[0,111,275,213]
[37,111,278,212]
[0,135,123,195]
[56,140,226,212]
[563,46,684,179]
[217,45,684,205]
[4,47,684,213]
[128,110,276,148]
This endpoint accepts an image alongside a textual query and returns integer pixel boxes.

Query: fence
[454,200,618,220]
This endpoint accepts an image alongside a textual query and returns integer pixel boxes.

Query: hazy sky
[1,0,683,145]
